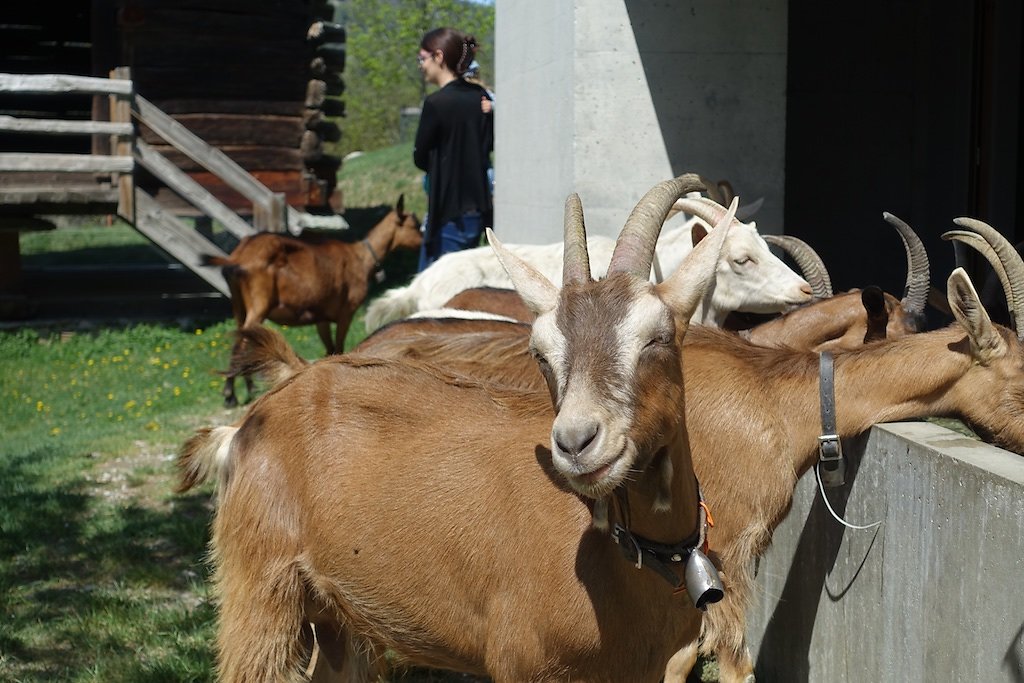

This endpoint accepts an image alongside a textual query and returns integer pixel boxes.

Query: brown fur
[203,195,421,407]
[269,270,1024,683]
[744,286,922,351]
[442,286,536,322]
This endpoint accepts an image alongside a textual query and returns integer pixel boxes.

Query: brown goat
[744,212,930,351]
[201,194,421,406]
[325,220,1024,683]
[178,175,739,682]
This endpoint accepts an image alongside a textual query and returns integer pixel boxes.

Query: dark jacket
[413,78,493,239]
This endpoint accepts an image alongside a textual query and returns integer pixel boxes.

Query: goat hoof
[224,397,238,409]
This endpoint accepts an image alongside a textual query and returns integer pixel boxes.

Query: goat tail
[364,286,418,333]
[175,425,239,493]
[199,253,232,267]
[229,325,308,388]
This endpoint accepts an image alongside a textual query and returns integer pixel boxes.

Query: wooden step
[125,189,231,296]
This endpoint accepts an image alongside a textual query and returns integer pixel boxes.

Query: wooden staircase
[0,70,344,302]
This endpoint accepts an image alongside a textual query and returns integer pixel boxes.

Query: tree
[338,0,495,156]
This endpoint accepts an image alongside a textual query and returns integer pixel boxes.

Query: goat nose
[799,282,813,296]
[553,419,600,462]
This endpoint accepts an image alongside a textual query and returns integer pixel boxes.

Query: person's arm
[413,98,439,171]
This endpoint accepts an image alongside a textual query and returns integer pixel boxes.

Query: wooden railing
[0,69,286,233]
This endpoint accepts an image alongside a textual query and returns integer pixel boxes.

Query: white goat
[364,196,812,331]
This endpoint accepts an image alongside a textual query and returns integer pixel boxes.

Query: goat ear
[396,194,405,215]
[690,222,708,248]
[487,228,559,314]
[947,267,1006,363]
[656,197,736,321]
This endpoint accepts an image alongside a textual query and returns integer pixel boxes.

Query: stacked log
[302,14,345,213]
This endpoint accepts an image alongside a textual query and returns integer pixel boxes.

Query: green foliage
[338,0,495,155]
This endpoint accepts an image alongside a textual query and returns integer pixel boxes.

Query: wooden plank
[137,114,304,147]
[150,99,304,116]
[127,7,308,40]
[0,115,133,136]
[133,94,282,221]
[127,190,230,296]
[110,68,134,223]
[0,153,132,173]
[130,67,306,101]
[145,144,304,172]
[150,170,304,214]
[135,139,257,241]
[0,73,133,96]
[130,41,309,71]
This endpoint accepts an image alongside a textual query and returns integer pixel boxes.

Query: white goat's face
[530,274,683,498]
[710,226,813,315]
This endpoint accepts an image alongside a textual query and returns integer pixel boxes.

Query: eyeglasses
[417,51,437,65]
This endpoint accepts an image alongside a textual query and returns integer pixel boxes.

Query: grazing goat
[200,195,421,407]
[328,217,1024,683]
[363,195,812,331]
[178,175,738,683]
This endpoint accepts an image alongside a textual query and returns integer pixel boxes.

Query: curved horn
[762,234,833,299]
[942,230,1014,326]
[882,212,930,320]
[952,217,1024,339]
[561,193,591,286]
[608,174,705,278]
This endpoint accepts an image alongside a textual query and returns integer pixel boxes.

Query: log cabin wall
[116,0,345,217]
[0,0,345,218]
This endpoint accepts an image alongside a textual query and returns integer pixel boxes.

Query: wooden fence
[0,69,303,296]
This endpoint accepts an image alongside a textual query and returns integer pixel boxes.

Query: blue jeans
[418,212,484,272]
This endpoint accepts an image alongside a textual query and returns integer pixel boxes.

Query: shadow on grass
[0,444,216,680]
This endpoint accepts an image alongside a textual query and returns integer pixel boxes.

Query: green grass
[338,141,428,221]
[1,143,722,683]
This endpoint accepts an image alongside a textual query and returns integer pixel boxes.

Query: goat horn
[882,212,930,320]
[762,234,833,298]
[942,230,1015,327]
[608,174,706,278]
[699,176,724,204]
[670,195,737,228]
[951,217,1024,338]
[562,193,591,285]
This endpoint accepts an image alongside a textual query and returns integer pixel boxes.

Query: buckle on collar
[612,524,644,569]
[818,433,843,463]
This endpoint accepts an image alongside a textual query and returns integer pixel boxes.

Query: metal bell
[684,548,724,611]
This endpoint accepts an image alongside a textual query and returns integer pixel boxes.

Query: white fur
[364,217,811,332]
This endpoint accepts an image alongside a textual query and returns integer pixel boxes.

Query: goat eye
[531,349,550,368]
[734,256,752,266]
[645,332,672,349]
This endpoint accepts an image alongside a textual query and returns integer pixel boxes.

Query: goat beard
[588,446,674,531]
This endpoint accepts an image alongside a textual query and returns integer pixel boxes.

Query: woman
[413,27,494,271]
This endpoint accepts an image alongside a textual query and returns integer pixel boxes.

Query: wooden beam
[0,153,132,173]
[137,114,304,147]
[0,115,134,136]
[133,93,283,230]
[0,73,133,96]
[127,190,230,296]
[134,139,257,241]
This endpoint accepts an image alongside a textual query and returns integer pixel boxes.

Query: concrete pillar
[494,0,788,243]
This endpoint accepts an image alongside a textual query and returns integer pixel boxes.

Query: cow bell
[684,548,724,611]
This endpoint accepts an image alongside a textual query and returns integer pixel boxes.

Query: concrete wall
[494,0,788,243]
[746,421,1024,681]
